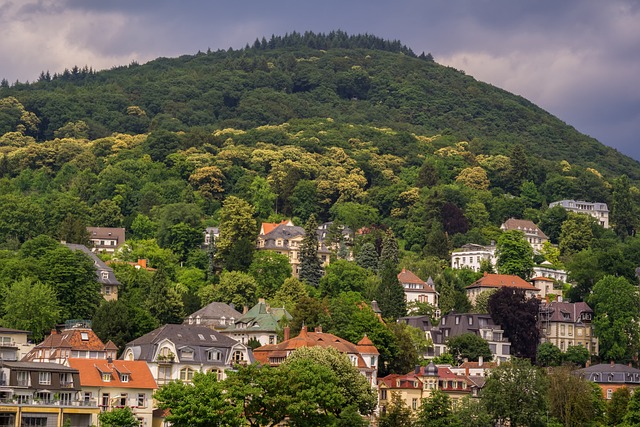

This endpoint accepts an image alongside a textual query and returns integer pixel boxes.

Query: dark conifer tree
[299,214,323,287]
[355,242,378,272]
[375,230,406,319]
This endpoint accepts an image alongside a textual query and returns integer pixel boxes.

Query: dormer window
[207,350,222,361]
[181,349,194,361]
[101,271,109,280]
[81,332,89,341]
[102,373,112,382]
[121,374,129,383]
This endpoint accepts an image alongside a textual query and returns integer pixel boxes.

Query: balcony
[0,398,98,408]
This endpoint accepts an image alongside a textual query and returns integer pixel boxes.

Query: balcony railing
[0,398,98,407]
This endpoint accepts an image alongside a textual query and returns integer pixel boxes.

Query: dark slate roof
[224,301,292,333]
[184,302,242,325]
[577,363,640,384]
[123,324,248,365]
[0,327,30,334]
[539,301,593,323]
[399,313,506,345]
[0,360,79,372]
[64,243,120,286]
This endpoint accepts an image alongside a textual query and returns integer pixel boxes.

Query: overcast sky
[1,0,639,161]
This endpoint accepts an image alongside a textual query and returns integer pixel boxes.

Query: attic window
[198,334,205,341]
[102,373,111,382]
[81,332,89,341]
[181,349,194,361]
[210,335,217,341]
[121,374,129,383]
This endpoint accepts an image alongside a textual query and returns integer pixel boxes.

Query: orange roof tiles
[357,335,380,355]
[260,220,292,235]
[397,269,437,293]
[467,273,539,291]
[68,359,157,389]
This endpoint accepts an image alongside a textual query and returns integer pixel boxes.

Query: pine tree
[375,230,406,319]
[299,214,323,287]
[611,174,636,239]
[378,230,399,270]
[355,242,378,272]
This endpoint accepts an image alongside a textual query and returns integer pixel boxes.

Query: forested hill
[0,31,638,180]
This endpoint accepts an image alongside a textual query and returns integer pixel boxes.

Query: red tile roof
[260,220,292,235]
[357,335,380,355]
[68,358,157,389]
[397,269,437,293]
[467,273,539,291]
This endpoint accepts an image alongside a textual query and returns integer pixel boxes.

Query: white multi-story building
[532,262,568,283]
[398,269,439,308]
[501,218,548,252]
[451,243,496,271]
[549,200,609,229]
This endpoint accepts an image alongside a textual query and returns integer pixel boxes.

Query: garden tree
[155,372,245,427]
[559,213,595,256]
[453,397,493,427]
[92,300,139,350]
[547,365,605,427]
[216,196,257,272]
[541,241,562,267]
[144,130,181,163]
[375,261,406,319]
[248,250,292,299]
[58,212,91,245]
[289,295,329,335]
[588,275,640,362]
[378,392,415,427]
[536,342,563,367]
[299,214,323,287]
[355,242,378,272]
[622,383,640,426]
[607,387,630,426]
[284,346,377,419]
[464,200,490,229]
[483,358,548,427]
[146,266,184,325]
[153,203,203,247]
[506,144,531,193]
[319,260,370,297]
[224,364,290,427]
[496,230,534,279]
[455,166,490,190]
[488,288,540,359]
[166,222,203,263]
[378,229,399,268]
[519,181,543,209]
[472,288,496,314]
[199,270,258,309]
[387,322,431,374]
[37,245,102,320]
[415,389,460,427]
[90,199,124,227]
[445,333,492,364]
[539,205,569,244]
[564,345,590,367]
[270,277,308,313]
[611,174,636,239]
[249,176,277,219]
[1,278,60,342]
[98,407,139,427]
[424,222,451,259]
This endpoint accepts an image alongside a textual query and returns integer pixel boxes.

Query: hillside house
[500,218,548,252]
[64,243,121,301]
[465,273,540,306]
[549,200,609,228]
[87,227,125,254]
[397,269,439,308]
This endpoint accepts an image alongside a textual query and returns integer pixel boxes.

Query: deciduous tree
[446,333,492,364]
[496,230,534,279]
[488,288,540,359]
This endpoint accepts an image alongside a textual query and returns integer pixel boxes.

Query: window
[232,351,245,363]
[83,392,92,403]
[21,417,47,426]
[179,367,195,382]
[102,393,110,407]
[17,371,29,387]
[81,332,89,341]
[38,371,51,385]
[269,335,275,345]
[380,389,387,400]
[121,374,129,383]
[120,394,128,407]
[101,271,109,280]
[412,398,418,410]
[105,286,111,295]
[181,349,194,360]
[207,350,221,361]
[607,389,613,400]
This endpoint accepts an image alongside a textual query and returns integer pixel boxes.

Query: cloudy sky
[1,0,639,161]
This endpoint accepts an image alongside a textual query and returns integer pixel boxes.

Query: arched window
[179,367,195,382]
[232,351,244,363]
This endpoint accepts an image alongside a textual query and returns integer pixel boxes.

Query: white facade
[532,263,568,283]
[549,200,609,229]
[451,244,496,271]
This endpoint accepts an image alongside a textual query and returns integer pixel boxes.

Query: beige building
[0,327,33,361]
[465,273,540,306]
[539,301,599,355]
[501,218,548,252]
[397,269,439,308]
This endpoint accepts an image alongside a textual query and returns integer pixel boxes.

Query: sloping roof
[68,358,157,389]
[467,273,539,291]
[577,363,640,384]
[0,360,79,372]
[540,301,593,323]
[33,328,107,352]
[501,218,548,239]
[64,243,120,286]
[184,302,242,324]
[253,327,376,370]
[398,269,437,293]
[224,300,292,334]
[87,227,126,244]
[260,220,293,236]
[0,327,30,334]
[357,335,380,355]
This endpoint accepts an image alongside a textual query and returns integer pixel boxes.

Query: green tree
[416,389,460,427]
[319,260,370,297]
[378,229,399,269]
[563,345,590,367]
[559,213,595,256]
[330,202,379,235]
[270,277,308,313]
[355,242,378,272]
[588,275,640,362]
[379,392,415,427]
[199,270,258,309]
[622,383,640,426]
[445,333,492,364]
[98,407,140,427]
[454,397,493,427]
[166,222,203,263]
[539,205,569,244]
[146,266,184,325]
[92,299,138,350]
[250,176,277,220]
[483,358,548,427]
[548,365,605,427]
[299,214,323,287]
[90,199,124,228]
[130,213,157,240]
[607,387,630,426]
[472,288,496,314]
[536,342,563,367]
[387,322,431,374]
[611,174,636,239]
[216,196,257,272]
[248,250,292,299]
[496,230,534,279]
[155,372,245,427]
[1,277,61,342]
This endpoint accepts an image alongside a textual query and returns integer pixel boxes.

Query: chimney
[611,360,615,367]
[415,365,420,374]
[258,298,266,305]
[484,271,488,277]
[243,306,249,314]
[138,259,147,269]
[283,326,290,341]
[50,329,58,335]
[465,366,469,376]
[478,356,483,367]
[314,325,322,333]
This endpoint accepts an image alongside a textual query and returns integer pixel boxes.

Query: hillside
[1,31,638,180]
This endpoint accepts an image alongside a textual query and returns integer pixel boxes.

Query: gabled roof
[68,358,157,389]
[224,300,292,334]
[540,301,593,323]
[357,335,380,355]
[87,227,126,244]
[501,218,548,239]
[253,326,376,370]
[397,269,437,293]
[33,328,107,352]
[260,220,293,236]
[63,243,120,286]
[467,273,539,291]
[184,302,242,324]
